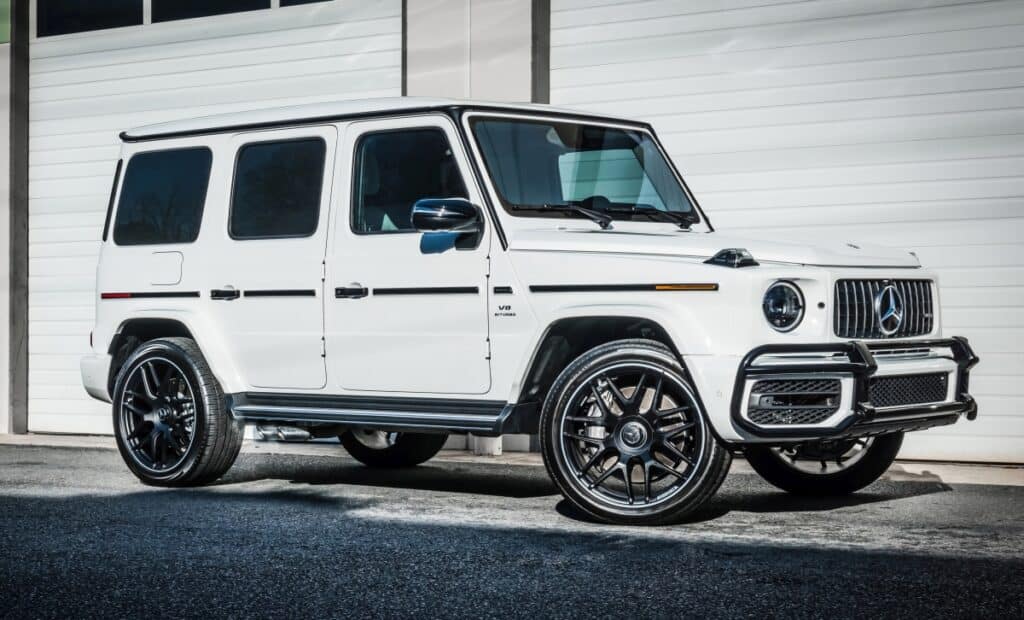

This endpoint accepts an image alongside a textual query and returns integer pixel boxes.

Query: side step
[227,392,536,436]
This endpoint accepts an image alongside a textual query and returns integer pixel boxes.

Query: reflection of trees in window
[113,148,212,245]
[231,139,325,239]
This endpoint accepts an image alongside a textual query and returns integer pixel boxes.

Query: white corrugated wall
[550,0,1024,462]
[28,0,403,434]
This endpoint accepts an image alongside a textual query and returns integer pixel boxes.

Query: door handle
[335,284,369,299]
[211,288,240,300]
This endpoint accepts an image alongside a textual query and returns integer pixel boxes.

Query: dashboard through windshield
[468,116,697,225]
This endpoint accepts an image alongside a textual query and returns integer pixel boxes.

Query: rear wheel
[541,339,731,526]
[339,430,448,468]
[744,432,903,495]
[112,337,243,486]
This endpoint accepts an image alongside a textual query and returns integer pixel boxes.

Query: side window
[352,129,468,234]
[113,147,212,246]
[229,138,326,240]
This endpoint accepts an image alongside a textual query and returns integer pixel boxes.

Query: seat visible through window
[352,128,468,233]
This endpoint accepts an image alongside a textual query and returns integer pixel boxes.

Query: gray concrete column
[404,0,549,454]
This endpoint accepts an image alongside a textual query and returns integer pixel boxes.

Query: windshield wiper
[604,205,695,230]
[511,203,613,230]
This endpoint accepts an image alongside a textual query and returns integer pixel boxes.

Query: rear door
[204,126,337,390]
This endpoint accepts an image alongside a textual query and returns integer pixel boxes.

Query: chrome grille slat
[925,282,934,333]
[833,279,934,339]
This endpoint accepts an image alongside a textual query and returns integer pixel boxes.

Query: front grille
[834,279,934,339]
[747,378,841,425]
[869,373,948,408]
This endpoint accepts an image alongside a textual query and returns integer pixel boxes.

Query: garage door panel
[27,1,403,435]
[660,109,1024,155]
[34,50,400,103]
[586,62,1024,121]
[710,198,1022,231]
[680,135,1024,176]
[943,286,1024,309]
[33,65,401,122]
[553,0,1024,462]
[552,1,1024,69]
[901,434,1020,462]
[554,23,1024,91]
[32,1,400,62]
[692,156,1024,194]
[697,175,1022,211]
[556,39,1024,106]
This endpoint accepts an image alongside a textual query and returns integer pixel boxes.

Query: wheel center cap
[619,421,648,448]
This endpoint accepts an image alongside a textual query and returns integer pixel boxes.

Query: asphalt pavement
[0,444,1021,619]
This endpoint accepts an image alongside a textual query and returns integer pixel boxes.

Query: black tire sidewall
[745,432,904,495]
[540,339,729,525]
[340,431,448,468]
[112,339,215,485]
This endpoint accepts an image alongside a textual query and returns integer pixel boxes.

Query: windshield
[469,116,697,224]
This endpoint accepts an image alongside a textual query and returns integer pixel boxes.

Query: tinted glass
[230,139,326,239]
[352,129,468,233]
[114,148,212,246]
[281,0,331,5]
[471,118,694,222]
[153,0,269,23]
[37,0,142,37]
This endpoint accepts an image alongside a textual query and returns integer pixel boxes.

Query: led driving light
[763,281,804,332]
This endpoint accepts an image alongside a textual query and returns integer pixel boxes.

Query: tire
[340,430,448,468]
[540,339,731,526]
[744,432,903,495]
[111,337,244,487]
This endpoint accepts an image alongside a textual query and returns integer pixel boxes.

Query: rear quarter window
[113,147,213,246]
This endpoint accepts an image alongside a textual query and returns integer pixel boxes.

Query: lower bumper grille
[868,373,948,408]
[747,378,841,425]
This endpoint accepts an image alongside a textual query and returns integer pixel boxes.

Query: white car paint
[81,98,974,445]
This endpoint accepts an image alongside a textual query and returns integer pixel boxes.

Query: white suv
[81,98,979,525]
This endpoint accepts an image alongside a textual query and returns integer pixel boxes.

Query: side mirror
[411,198,482,233]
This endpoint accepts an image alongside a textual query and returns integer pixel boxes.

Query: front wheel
[541,339,731,526]
[339,430,448,468]
[744,433,903,495]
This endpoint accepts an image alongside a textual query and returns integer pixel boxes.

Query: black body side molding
[227,392,539,436]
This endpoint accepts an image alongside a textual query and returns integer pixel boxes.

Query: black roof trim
[119,105,650,143]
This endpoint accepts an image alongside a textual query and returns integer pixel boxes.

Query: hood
[508,228,921,269]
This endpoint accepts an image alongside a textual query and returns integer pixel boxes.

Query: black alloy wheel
[112,338,244,486]
[118,356,198,473]
[542,340,731,525]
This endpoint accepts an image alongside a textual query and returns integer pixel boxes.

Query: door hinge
[321,261,326,282]
[321,338,326,358]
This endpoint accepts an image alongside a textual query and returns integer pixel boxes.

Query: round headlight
[763,281,804,332]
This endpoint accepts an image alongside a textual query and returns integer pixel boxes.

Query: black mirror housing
[411,198,482,233]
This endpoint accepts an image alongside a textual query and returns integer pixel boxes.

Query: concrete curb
[2,433,1022,487]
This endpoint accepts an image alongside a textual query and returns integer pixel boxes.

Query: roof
[121,97,642,142]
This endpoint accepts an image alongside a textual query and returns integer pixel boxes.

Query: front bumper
[731,337,979,441]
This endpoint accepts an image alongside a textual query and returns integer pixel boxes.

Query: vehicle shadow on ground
[218,452,952,514]
[1,490,1021,618]
[556,478,954,524]
[218,453,560,498]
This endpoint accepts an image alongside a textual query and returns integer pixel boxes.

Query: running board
[226,392,536,436]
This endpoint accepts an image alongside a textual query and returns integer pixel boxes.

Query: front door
[325,115,492,395]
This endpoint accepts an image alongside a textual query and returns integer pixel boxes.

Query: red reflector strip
[100,292,132,299]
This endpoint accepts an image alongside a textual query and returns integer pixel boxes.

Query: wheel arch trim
[106,313,247,396]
